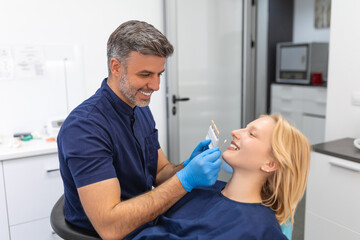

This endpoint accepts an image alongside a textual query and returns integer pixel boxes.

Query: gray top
[312,138,360,164]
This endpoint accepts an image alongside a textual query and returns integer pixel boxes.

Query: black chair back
[50,194,101,240]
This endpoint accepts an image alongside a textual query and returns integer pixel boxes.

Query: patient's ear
[260,160,278,173]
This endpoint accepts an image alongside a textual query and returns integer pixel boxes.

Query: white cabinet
[0,162,10,240]
[3,153,63,225]
[10,217,62,240]
[305,211,360,240]
[271,84,327,144]
[305,152,360,240]
[0,152,63,240]
[271,84,304,129]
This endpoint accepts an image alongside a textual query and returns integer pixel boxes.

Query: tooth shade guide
[206,120,220,149]
[211,120,220,136]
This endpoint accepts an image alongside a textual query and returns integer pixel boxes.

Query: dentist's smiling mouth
[139,90,152,96]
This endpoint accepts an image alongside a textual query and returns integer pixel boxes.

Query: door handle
[329,160,360,172]
[172,95,190,104]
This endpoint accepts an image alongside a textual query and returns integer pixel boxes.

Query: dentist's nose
[147,76,160,91]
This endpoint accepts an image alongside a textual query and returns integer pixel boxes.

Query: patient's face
[222,116,275,172]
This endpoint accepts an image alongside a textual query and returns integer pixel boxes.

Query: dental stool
[50,194,101,240]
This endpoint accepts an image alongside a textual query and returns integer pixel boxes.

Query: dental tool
[206,120,220,149]
[205,121,232,173]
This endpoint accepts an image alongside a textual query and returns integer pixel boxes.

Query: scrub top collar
[101,78,137,117]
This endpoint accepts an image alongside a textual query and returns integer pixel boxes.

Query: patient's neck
[221,170,264,203]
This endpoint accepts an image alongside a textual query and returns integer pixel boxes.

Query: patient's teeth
[230,144,239,150]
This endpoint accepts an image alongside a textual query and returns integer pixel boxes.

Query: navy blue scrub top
[57,78,160,231]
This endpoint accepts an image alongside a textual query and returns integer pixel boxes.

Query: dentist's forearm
[79,175,186,240]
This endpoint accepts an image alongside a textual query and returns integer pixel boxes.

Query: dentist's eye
[140,73,151,77]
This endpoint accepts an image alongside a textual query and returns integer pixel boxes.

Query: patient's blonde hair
[261,114,311,225]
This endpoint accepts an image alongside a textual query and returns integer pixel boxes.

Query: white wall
[0,0,168,153]
[325,0,360,140]
[293,0,330,42]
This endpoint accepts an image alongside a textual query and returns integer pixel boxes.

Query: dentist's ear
[110,58,123,76]
[260,160,278,173]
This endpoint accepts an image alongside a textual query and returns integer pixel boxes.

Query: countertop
[0,138,57,161]
[312,138,360,164]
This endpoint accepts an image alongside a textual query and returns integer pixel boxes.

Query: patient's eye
[249,131,256,137]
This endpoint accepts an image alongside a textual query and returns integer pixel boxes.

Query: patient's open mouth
[229,141,240,150]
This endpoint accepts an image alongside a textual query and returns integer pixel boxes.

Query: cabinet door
[305,211,360,240]
[306,152,360,233]
[302,87,327,116]
[10,217,62,240]
[0,162,10,240]
[3,153,63,225]
[271,84,304,130]
[271,84,304,99]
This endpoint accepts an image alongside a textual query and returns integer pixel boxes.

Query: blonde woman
[126,114,310,240]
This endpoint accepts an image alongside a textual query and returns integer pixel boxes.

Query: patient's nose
[231,129,242,139]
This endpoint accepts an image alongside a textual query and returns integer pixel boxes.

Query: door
[165,0,254,181]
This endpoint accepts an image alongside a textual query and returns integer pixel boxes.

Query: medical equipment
[47,117,65,137]
[205,121,232,173]
[205,120,228,150]
[206,120,220,149]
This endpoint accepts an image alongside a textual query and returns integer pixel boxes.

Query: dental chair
[50,194,101,240]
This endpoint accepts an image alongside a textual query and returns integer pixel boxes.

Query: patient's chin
[221,151,231,163]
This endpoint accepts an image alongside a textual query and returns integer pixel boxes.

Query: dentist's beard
[119,73,151,107]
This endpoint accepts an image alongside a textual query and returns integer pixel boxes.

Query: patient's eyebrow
[248,126,258,132]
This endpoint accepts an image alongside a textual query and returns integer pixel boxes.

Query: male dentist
[57,20,221,240]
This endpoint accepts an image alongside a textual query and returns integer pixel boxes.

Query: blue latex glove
[177,147,221,192]
[183,139,211,167]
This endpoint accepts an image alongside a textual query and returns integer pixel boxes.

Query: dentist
[57,20,221,240]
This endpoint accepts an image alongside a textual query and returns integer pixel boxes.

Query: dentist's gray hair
[107,20,174,75]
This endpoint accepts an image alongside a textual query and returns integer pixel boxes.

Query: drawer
[302,87,327,115]
[303,99,326,116]
[306,152,360,232]
[271,84,304,99]
[3,153,63,225]
[305,211,360,240]
[302,87,327,101]
[10,217,62,240]
[271,97,303,113]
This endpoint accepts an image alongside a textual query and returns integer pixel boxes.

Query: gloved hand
[183,139,211,167]
[176,147,221,192]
